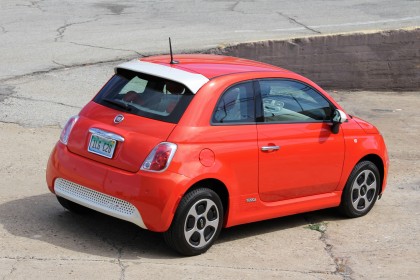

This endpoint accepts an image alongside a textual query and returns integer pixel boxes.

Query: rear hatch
[66,68,194,173]
[67,102,176,172]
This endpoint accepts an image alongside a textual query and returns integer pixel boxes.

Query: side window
[212,82,255,124]
[259,80,334,123]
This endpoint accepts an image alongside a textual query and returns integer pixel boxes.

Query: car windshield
[94,69,194,123]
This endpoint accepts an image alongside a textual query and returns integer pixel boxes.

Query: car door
[256,79,345,202]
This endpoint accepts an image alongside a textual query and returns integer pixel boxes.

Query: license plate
[88,134,117,159]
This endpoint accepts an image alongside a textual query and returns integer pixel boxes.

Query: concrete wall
[208,28,420,91]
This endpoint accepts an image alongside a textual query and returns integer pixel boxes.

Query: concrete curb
[207,28,420,91]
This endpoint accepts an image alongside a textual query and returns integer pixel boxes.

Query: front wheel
[339,161,381,218]
[163,188,224,256]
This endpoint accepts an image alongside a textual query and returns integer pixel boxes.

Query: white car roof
[115,60,209,94]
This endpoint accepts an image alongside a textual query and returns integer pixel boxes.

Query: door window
[258,80,334,123]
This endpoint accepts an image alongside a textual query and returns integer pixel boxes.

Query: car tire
[56,196,90,214]
[163,188,224,256]
[339,161,381,218]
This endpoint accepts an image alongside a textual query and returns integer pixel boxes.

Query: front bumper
[46,142,190,232]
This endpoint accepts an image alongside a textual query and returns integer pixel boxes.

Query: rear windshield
[93,69,194,123]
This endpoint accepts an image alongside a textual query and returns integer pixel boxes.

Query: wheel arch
[185,178,229,223]
[358,154,385,193]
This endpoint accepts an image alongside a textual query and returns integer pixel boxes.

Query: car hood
[352,116,380,134]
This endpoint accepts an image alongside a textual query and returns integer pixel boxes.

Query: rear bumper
[55,178,146,228]
[46,142,190,232]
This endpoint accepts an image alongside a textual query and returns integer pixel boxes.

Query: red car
[46,54,388,256]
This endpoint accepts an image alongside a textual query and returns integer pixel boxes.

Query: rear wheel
[339,161,380,217]
[164,188,223,256]
[56,196,90,214]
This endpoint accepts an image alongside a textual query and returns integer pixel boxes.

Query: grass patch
[305,222,328,233]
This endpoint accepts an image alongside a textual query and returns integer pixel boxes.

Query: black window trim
[210,78,338,126]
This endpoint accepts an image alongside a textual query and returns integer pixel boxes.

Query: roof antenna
[169,37,178,64]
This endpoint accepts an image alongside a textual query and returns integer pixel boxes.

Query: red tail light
[141,142,177,172]
[59,116,79,145]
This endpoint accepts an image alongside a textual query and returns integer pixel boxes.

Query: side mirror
[332,109,347,124]
[331,109,347,134]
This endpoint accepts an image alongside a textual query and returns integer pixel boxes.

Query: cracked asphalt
[1,1,420,279]
[1,0,419,81]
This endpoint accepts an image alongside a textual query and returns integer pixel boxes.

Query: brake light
[59,116,79,145]
[141,142,177,172]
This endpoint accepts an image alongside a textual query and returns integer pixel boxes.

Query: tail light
[141,142,177,172]
[59,116,79,145]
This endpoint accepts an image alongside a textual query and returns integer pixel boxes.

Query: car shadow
[218,207,341,245]
[0,193,344,259]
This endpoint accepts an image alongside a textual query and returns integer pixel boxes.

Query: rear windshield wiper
[103,98,133,111]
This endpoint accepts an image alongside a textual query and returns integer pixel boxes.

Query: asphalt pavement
[1,0,419,82]
[0,1,419,279]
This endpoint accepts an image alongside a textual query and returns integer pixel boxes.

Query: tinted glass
[212,81,255,124]
[259,80,334,123]
[94,69,194,123]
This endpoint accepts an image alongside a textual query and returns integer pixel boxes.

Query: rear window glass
[94,69,194,123]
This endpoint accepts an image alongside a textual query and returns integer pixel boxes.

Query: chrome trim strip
[89,128,125,142]
[261,146,280,151]
[115,60,209,94]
